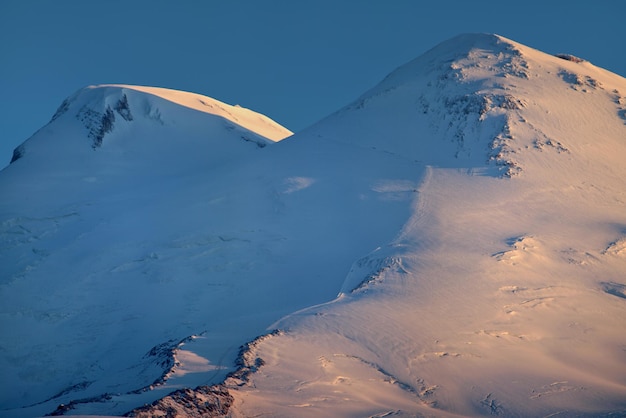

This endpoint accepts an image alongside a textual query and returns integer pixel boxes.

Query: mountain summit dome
[10,84,291,166]
[304,33,626,179]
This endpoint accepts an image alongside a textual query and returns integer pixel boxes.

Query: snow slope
[2,33,626,417]
[0,85,419,416]
[0,85,300,416]
[225,34,626,417]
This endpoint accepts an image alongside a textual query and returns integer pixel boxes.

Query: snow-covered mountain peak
[2,34,626,418]
[9,84,291,166]
[304,33,626,178]
[365,33,526,93]
[53,84,292,142]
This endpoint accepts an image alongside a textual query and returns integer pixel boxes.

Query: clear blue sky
[1,0,624,168]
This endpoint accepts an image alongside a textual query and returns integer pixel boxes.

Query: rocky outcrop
[126,386,233,418]
[125,330,282,418]
[76,93,133,148]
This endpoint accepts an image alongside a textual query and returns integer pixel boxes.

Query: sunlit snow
[1,33,625,417]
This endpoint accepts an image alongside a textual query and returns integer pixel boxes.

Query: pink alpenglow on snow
[1,34,625,417]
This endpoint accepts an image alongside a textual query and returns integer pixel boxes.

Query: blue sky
[1,0,624,168]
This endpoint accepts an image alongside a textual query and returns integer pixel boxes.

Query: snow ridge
[9,84,291,164]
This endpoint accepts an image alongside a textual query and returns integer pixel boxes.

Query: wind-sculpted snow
[1,33,626,417]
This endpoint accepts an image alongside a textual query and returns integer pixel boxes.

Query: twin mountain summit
[2,34,626,417]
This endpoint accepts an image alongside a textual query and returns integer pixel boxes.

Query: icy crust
[10,84,291,163]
